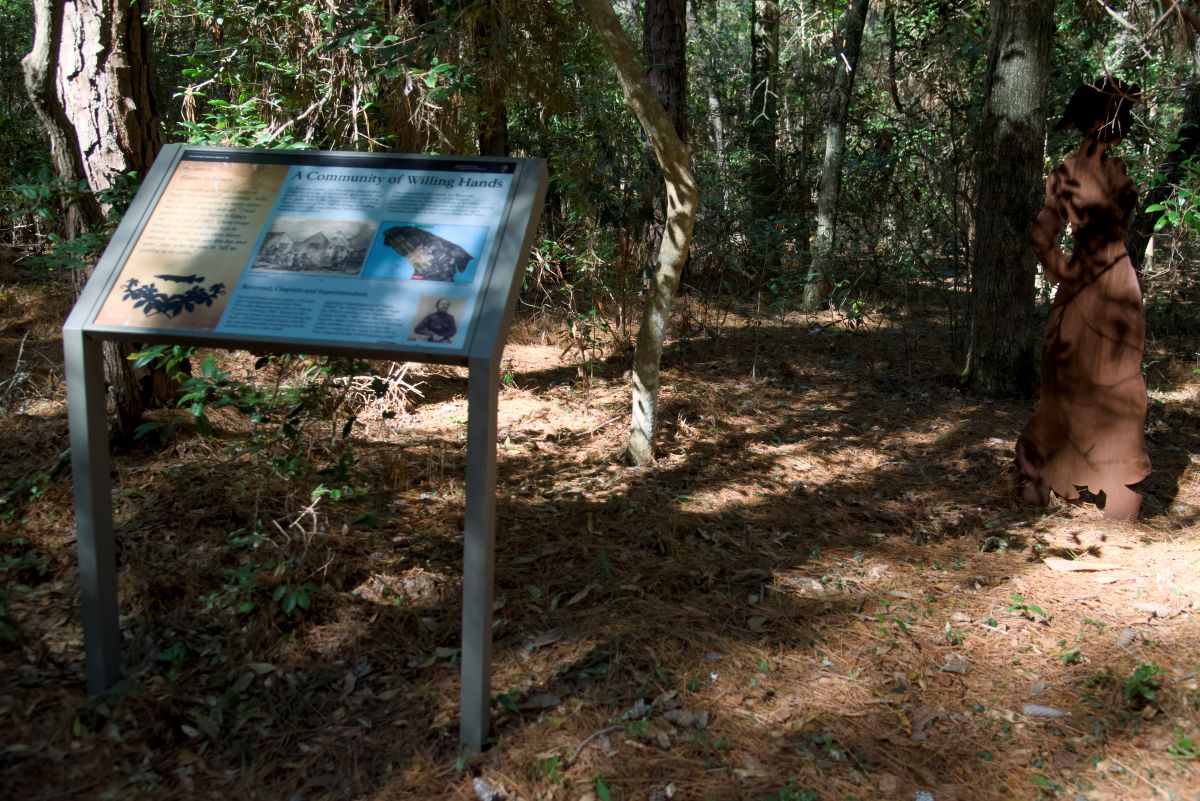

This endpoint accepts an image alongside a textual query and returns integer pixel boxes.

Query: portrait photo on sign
[251,218,375,276]
[362,223,488,283]
[407,295,462,345]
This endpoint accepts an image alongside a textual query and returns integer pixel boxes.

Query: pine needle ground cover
[1,287,1198,801]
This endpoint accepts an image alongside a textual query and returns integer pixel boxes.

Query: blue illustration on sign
[361,223,489,283]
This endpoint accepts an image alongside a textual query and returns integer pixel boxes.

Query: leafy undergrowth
[1,297,1198,801]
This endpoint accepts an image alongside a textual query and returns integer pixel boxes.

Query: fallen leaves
[1132,602,1174,619]
[939,654,968,675]
[5,317,1198,801]
[1020,704,1066,719]
[1042,557,1121,572]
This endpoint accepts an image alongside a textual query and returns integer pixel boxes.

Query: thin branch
[565,725,625,766]
[0,331,31,410]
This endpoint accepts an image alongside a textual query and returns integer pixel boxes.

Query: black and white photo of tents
[251,218,375,276]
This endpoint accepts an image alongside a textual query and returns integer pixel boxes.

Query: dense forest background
[2,2,1200,801]
[2,0,1198,374]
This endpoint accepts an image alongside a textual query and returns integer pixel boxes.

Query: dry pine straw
[0,309,1198,801]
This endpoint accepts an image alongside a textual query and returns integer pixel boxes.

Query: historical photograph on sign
[251,217,375,276]
[362,223,488,283]
[407,295,462,344]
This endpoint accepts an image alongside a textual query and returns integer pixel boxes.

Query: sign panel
[81,146,539,363]
[64,146,547,751]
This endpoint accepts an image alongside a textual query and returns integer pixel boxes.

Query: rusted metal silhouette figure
[1017,78,1150,520]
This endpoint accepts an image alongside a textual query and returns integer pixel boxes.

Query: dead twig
[0,447,70,507]
[1,331,31,410]
[565,724,624,767]
[583,414,623,438]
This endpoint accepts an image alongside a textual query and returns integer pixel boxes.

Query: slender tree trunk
[962,0,1054,397]
[802,0,870,310]
[886,0,904,115]
[688,2,728,210]
[578,0,699,466]
[380,1,436,153]
[749,0,780,278]
[641,0,687,278]
[475,0,509,157]
[24,0,165,440]
[643,0,687,142]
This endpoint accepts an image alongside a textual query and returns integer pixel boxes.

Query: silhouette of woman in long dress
[1017,77,1150,520]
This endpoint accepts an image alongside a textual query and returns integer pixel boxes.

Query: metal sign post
[63,145,547,751]
[461,356,499,750]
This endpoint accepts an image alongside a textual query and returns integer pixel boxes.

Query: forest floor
[1,275,1199,801]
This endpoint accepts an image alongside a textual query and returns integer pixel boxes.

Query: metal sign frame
[63,145,548,751]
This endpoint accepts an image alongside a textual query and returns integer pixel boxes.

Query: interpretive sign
[64,145,547,751]
[75,147,539,365]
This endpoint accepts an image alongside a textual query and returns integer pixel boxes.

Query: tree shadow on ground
[4,312,1198,800]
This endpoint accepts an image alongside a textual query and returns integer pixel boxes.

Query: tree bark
[962,0,1055,397]
[22,0,104,238]
[749,0,780,277]
[578,0,699,466]
[886,0,904,115]
[803,0,870,310]
[475,0,509,157]
[643,0,688,142]
[55,0,161,196]
[24,0,165,440]
[640,0,687,288]
[688,1,729,211]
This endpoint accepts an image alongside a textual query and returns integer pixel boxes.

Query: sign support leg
[63,329,120,693]
[460,357,499,752]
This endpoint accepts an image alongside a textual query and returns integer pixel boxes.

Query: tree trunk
[688,2,729,211]
[640,0,687,291]
[962,0,1054,397]
[802,0,870,310]
[748,0,780,278]
[22,0,104,239]
[578,0,699,466]
[55,0,161,196]
[475,0,509,157]
[642,0,687,142]
[24,0,165,441]
[886,0,904,115]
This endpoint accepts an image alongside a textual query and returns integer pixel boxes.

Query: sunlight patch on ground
[5,309,1198,801]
